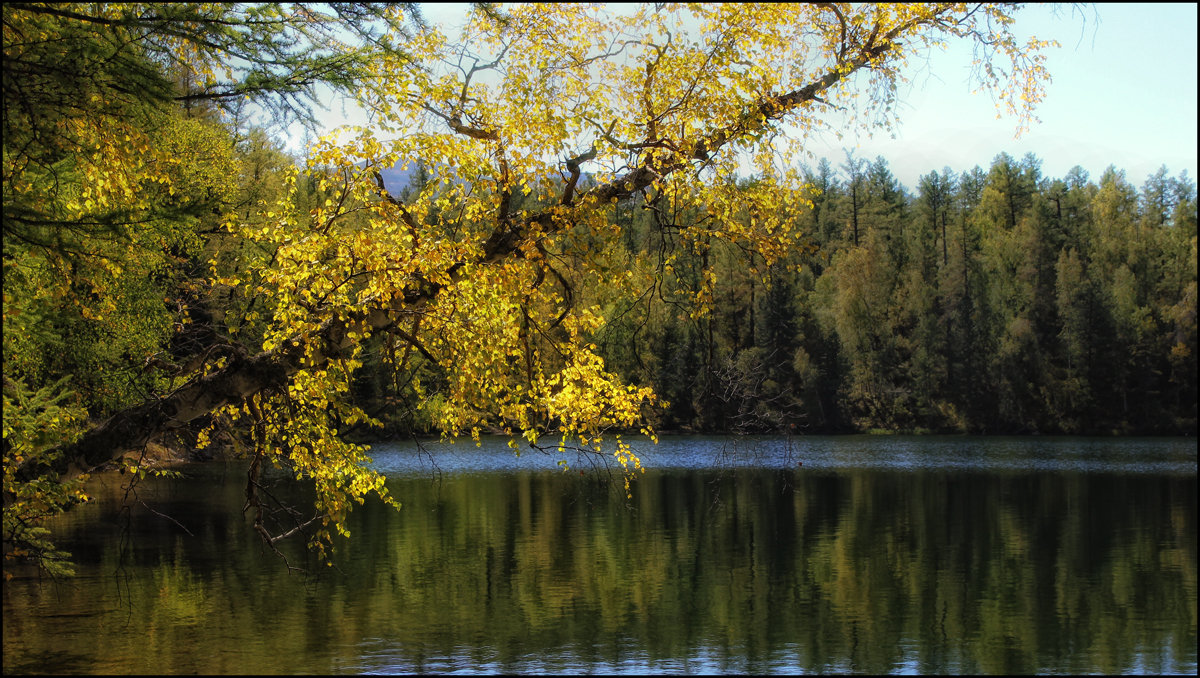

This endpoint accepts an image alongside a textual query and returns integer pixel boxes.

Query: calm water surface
[3,435,1196,674]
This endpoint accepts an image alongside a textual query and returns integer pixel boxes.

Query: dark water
[3,436,1196,674]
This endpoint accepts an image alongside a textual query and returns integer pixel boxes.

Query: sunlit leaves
[218,3,1061,548]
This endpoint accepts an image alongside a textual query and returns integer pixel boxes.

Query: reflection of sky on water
[343,639,887,675]
[341,623,1198,675]
[369,435,1198,477]
[342,638,1030,675]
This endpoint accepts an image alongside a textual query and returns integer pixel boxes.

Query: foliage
[2,2,420,570]
[706,156,1197,435]
[220,2,1058,515]
[2,377,89,578]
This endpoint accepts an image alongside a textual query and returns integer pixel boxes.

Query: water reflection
[3,438,1196,675]
[368,435,1200,475]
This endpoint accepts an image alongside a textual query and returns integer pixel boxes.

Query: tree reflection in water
[3,447,1196,675]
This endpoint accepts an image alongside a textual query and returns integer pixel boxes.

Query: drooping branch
[31,17,922,482]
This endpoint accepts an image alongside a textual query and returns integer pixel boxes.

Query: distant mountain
[371,160,596,201]
[376,161,424,198]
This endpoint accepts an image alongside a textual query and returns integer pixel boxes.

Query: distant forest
[354,153,1198,437]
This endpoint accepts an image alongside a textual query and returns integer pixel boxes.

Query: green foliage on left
[2,377,89,578]
[2,2,418,575]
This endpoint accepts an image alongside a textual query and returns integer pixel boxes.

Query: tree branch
[31,26,910,482]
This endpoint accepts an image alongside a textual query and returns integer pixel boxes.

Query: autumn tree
[8,3,1061,565]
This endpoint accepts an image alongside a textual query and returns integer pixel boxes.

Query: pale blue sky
[304,3,1198,192]
[819,2,1199,190]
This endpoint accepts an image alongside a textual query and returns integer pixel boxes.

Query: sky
[302,3,1198,193]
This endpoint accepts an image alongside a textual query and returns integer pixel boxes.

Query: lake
[3,435,1196,674]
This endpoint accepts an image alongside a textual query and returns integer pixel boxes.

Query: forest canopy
[3,3,1194,575]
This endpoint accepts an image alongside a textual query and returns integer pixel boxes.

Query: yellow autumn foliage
[213,4,1056,545]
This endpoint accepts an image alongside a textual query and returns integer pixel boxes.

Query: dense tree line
[567,154,1195,436]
